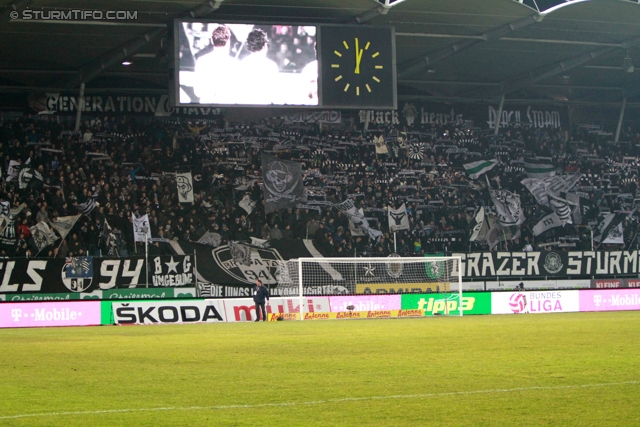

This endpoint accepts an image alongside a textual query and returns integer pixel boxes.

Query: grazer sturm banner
[401,292,491,316]
[579,289,640,312]
[491,290,579,314]
[112,300,226,325]
[0,301,102,328]
[453,251,640,279]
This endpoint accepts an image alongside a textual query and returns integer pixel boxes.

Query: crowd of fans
[0,111,639,259]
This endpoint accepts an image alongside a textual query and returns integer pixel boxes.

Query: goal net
[277,256,463,319]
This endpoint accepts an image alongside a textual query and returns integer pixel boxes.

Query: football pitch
[0,312,638,426]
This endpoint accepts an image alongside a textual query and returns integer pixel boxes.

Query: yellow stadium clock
[319,25,396,109]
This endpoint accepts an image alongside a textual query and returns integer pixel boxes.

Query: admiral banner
[454,251,640,279]
[0,255,194,295]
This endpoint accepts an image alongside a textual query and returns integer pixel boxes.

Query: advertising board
[0,301,102,328]
[579,289,640,312]
[485,280,590,291]
[112,300,226,325]
[626,279,640,288]
[594,279,623,289]
[328,295,400,312]
[491,291,579,314]
[222,297,331,322]
[401,292,491,316]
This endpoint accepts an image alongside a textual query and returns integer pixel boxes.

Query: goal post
[278,256,463,320]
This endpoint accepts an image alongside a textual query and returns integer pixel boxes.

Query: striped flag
[524,158,555,178]
[594,212,627,243]
[548,194,573,225]
[463,159,498,180]
[74,194,98,215]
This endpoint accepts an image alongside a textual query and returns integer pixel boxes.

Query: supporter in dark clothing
[252,279,269,322]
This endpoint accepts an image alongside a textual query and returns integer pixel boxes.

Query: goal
[277,256,463,319]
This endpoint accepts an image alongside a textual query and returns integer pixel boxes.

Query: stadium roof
[1,0,640,106]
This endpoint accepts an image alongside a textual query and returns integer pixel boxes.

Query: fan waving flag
[29,222,58,252]
[262,153,304,214]
[489,188,525,226]
[50,214,81,241]
[334,199,382,241]
[388,204,410,232]
[74,193,98,215]
[524,158,556,178]
[594,212,627,243]
[464,159,498,180]
[176,172,194,203]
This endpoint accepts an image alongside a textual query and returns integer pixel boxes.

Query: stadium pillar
[74,82,85,132]
[493,94,505,135]
[614,96,627,142]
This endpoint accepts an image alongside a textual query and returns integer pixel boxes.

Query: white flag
[176,172,194,203]
[489,188,525,226]
[198,231,222,247]
[521,174,582,206]
[239,194,256,215]
[464,159,498,180]
[603,223,624,244]
[469,207,488,242]
[349,208,366,237]
[388,204,410,232]
[132,214,152,242]
[335,200,383,241]
[50,214,81,241]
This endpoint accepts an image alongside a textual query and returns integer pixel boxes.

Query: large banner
[112,300,225,325]
[0,255,194,295]
[454,251,640,279]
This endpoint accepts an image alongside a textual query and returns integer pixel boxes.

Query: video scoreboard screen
[173,22,396,109]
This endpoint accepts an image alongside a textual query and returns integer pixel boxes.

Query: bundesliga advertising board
[491,291,579,315]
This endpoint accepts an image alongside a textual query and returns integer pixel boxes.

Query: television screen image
[176,22,318,106]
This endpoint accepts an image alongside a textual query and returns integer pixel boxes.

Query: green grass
[0,312,639,426]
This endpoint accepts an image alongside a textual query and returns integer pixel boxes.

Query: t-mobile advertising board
[0,301,101,328]
[328,295,401,312]
[401,292,492,316]
[579,289,640,312]
[491,291,579,314]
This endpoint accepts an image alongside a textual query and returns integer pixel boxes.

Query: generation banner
[579,289,640,312]
[0,255,194,295]
[0,301,102,328]
[491,290,579,315]
[401,292,491,316]
[454,251,640,279]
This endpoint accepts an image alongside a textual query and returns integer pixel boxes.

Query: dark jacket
[253,285,269,304]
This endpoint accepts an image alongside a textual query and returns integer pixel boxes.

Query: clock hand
[355,38,364,74]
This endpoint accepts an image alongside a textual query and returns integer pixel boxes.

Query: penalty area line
[0,381,637,420]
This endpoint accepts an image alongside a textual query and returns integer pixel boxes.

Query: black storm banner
[454,251,640,279]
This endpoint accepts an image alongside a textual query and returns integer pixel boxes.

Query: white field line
[0,381,637,420]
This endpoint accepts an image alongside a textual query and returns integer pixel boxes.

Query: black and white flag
[533,213,564,236]
[132,213,152,243]
[334,199,383,241]
[262,153,304,214]
[239,194,256,215]
[176,172,194,203]
[521,174,582,206]
[388,204,410,232]
[18,167,43,190]
[548,194,573,226]
[594,213,626,243]
[74,193,98,215]
[198,231,222,248]
[489,188,525,226]
[29,222,58,252]
[469,207,488,242]
[50,214,81,240]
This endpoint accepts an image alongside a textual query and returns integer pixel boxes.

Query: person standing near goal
[253,279,270,322]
